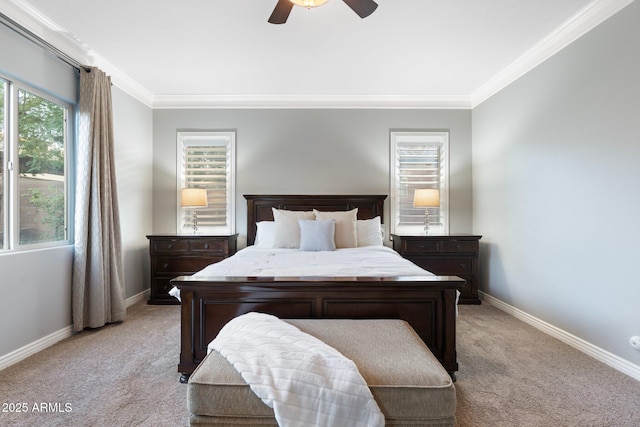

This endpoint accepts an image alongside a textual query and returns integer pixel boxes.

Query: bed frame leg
[180,373,190,384]
[449,372,457,382]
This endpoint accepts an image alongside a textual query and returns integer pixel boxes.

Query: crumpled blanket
[208,312,385,427]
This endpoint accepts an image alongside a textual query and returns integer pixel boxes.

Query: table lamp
[181,188,208,234]
[413,189,440,235]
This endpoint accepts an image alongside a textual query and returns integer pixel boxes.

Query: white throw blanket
[208,312,385,427]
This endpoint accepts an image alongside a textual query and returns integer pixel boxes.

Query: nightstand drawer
[153,277,176,297]
[403,240,440,254]
[152,239,190,254]
[190,239,229,254]
[440,240,477,253]
[413,257,474,275]
[155,257,218,274]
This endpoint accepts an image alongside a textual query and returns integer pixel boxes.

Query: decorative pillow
[356,216,384,247]
[298,219,336,251]
[313,208,358,248]
[272,208,315,248]
[254,221,276,248]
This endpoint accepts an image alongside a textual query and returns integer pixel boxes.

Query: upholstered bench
[187,319,456,426]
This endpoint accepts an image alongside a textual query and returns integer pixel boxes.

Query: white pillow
[272,208,315,248]
[356,217,384,247]
[313,208,358,248]
[298,219,336,251]
[254,221,276,248]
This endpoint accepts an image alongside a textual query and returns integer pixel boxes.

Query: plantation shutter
[396,143,441,227]
[390,131,448,234]
[178,131,235,234]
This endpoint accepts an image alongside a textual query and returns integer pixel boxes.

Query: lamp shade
[181,188,208,208]
[413,189,440,207]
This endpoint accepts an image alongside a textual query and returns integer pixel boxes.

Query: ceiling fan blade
[342,0,378,18]
[268,0,295,24]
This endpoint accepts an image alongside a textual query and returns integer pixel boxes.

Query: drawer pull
[456,245,461,250]
[168,243,173,249]
[459,264,467,269]
[204,244,209,249]
[163,263,169,269]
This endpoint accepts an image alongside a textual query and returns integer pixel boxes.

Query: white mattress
[193,245,433,278]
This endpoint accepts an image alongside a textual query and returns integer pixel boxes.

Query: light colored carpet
[0,301,638,426]
[0,302,187,426]
[455,305,640,426]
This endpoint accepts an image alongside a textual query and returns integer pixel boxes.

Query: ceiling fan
[268,0,378,24]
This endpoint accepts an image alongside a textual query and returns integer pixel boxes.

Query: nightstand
[146,234,238,304]
[391,234,482,304]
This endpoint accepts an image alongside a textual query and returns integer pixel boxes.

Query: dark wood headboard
[244,195,387,246]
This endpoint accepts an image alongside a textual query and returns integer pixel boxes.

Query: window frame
[176,130,236,235]
[0,74,73,252]
[390,130,450,236]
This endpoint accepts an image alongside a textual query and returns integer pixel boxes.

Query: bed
[170,195,465,383]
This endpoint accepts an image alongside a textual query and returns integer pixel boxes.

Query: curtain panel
[72,67,126,331]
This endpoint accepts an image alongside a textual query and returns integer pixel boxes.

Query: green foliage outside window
[18,90,65,176]
[1,77,69,247]
[19,90,66,244]
[28,187,65,241]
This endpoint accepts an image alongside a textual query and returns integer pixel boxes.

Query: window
[1,77,71,250]
[177,131,236,235]
[390,131,449,235]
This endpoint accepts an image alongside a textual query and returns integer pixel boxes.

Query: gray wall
[153,109,473,246]
[0,246,73,359]
[472,1,640,365]
[112,87,154,299]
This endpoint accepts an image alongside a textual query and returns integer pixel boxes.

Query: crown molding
[470,0,635,108]
[3,0,154,107]
[87,51,155,107]
[2,0,90,64]
[4,0,633,110]
[151,93,472,109]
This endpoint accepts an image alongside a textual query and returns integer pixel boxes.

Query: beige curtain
[72,67,126,331]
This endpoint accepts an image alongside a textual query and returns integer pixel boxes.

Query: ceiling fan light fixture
[269,0,376,24]
[289,0,329,8]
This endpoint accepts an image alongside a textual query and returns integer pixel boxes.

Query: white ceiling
[3,0,632,108]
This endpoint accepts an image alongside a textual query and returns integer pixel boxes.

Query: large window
[177,131,236,235]
[1,77,71,250]
[390,131,449,235]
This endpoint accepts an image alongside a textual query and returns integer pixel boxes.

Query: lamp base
[424,211,430,235]
[192,210,199,235]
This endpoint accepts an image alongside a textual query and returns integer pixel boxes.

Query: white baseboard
[0,288,151,372]
[126,288,151,308]
[0,325,74,371]
[480,291,640,382]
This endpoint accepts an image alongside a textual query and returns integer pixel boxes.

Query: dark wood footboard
[171,275,465,381]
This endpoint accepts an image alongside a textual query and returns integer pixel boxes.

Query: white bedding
[194,245,434,278]
[209,312,384,427]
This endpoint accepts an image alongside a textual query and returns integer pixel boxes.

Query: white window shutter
[177,131,236,234]
[390,131,449,235]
